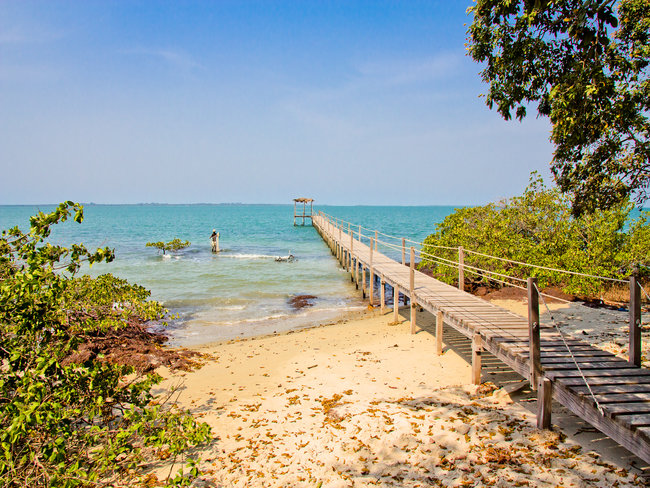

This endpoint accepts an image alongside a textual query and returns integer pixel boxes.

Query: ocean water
[0,204,455,346]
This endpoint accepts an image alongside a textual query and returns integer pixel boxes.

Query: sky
[0,1,556,205]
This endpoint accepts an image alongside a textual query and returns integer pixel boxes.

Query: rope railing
[464,248,628,284]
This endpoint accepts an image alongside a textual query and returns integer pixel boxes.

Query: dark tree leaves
[467,0,650,214]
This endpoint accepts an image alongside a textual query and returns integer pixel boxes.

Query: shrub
[0,202,210,487]
[420,174,648,297]
[146,239,191,255]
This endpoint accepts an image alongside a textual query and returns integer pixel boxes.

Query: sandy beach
[152,300,649,487]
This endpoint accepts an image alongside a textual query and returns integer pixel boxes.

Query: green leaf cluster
[420,174,650,296]
[0,202,211,487]
[146,239,191,255]
[467,0,650,214]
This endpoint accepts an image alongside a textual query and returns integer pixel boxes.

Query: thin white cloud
[0,24,65,44]
[122,47,203,72]
[355,52,463,87]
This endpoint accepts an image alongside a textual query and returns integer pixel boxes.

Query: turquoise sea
[0,204,455,346]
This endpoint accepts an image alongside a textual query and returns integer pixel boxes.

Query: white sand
[152,302,649,487]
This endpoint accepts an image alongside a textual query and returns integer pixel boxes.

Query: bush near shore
[420,174,650,300]
[0,202,211,487]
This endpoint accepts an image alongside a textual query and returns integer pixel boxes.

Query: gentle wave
[220,253,278,260]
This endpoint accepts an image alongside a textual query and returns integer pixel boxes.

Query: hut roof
[293,198,314,203]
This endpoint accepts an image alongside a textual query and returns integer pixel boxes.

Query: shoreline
[152,299,649,486]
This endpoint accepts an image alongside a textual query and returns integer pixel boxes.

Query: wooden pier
[313,213,650,465]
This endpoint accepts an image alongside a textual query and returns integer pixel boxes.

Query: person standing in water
[210,229,219,253]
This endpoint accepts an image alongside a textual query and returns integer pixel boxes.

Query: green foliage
[420,174,648,296]
[467,0,650,214]
[146,239,191,255]
[0,202,211,487]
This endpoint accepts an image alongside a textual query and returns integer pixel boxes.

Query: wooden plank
[556,376,650,386]
[572,384,650,395]
[590,393,650,403]
[546,368,650,379]
[541,360,643,370]
[615,414,650,428]
[604,404,650,416]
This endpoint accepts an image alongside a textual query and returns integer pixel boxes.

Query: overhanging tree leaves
[467,0,650,214]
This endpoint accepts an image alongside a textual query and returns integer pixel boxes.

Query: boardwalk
[313,213,650,465]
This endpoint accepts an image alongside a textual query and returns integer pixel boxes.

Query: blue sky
[1,1,555,205]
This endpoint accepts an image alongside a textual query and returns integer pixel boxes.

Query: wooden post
[375,230,378,251]
[402,238,406,265]
[458,246,465,291]
[362,266,366,299]
[410,247,416,334]
[436,310,443,355]
[630,268,642,367]
[369,238,375,306]
[393,285,399,323]
[347,223,351,271]
[293,201,296,226]
[380,276,385,313]
[349,232,353,274]
[528,277,541,392]
[472,333,482,385]
[216,232,220,253]
[359,225,362,242]
[355,259,359,288]
[537,377,553,430]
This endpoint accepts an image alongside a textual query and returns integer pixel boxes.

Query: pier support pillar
[528,277,541,391]
[630,269,642,367]
[393,286,399,324]
[537,377,553,430]
[436,310,444,355]
[380,276,385,314]
[369,238,374,306]
[472,333,482,385]
[362,266,366,299]
[410,247,416,334]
